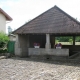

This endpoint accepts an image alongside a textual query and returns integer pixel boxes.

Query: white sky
[0,0,80,32]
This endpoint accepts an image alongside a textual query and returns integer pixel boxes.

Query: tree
[75,36,80,42]
[0,31,9,47]
[55,36,73,42]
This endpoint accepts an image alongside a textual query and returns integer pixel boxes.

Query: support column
[15,35,22,56]
[73,36,75,46]
[50,36,55,48]
[52,36,55,48]
[45,34,51,49]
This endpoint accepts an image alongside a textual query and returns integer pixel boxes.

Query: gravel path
[0,57,80,80]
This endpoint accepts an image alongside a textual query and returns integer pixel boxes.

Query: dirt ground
[0,57,80,80]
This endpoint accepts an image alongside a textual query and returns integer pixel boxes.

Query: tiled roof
[13,5,80,34]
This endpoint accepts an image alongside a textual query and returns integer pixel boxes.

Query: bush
[0,31,9,48]
[69,39,73,44]
[55,40,59,44]
[0,49,7,53]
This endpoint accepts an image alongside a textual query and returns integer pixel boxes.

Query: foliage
[0,49,7,53]
[69,39,73,44]
[56,36,80,42]
[55,40,59,44]
[75,36,80,42]
[55,36,73,42]
[0,31,9,47]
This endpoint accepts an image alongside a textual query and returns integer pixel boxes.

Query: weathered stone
[29,48,69,56]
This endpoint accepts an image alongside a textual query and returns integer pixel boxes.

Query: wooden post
[73,36,75,46]
[53,37,55,48]
[51,36,55,48]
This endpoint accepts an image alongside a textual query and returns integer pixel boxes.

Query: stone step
[0,56,6,60]
[69,52,80,60]
[30,55,68,60]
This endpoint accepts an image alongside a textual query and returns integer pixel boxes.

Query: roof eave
[0,8,13,21]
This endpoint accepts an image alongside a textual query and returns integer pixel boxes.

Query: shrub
[0,49,7,53]
[0,31,9,48]
[69,39,73,44]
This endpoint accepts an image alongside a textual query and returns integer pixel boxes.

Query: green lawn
[56,42,80,45]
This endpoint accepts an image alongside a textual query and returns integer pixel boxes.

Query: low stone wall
[28,48,69,56]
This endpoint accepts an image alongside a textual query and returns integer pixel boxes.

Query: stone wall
[28,48,69,56]
[15,34,29,57]
[15,35,22,57]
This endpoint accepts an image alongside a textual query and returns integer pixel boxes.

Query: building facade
[13,5,80,58]
[0,8,12,33]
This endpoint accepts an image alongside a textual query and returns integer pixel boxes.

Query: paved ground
[0,57,80,80]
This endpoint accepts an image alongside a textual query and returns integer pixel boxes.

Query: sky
[0,0,80,32]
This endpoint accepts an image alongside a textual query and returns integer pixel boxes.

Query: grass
[56,42,80,45]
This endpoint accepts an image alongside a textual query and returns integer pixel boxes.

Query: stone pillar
[45,34,51,49]
[15,35,22,56]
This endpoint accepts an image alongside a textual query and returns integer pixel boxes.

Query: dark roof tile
[13,5,80,34]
